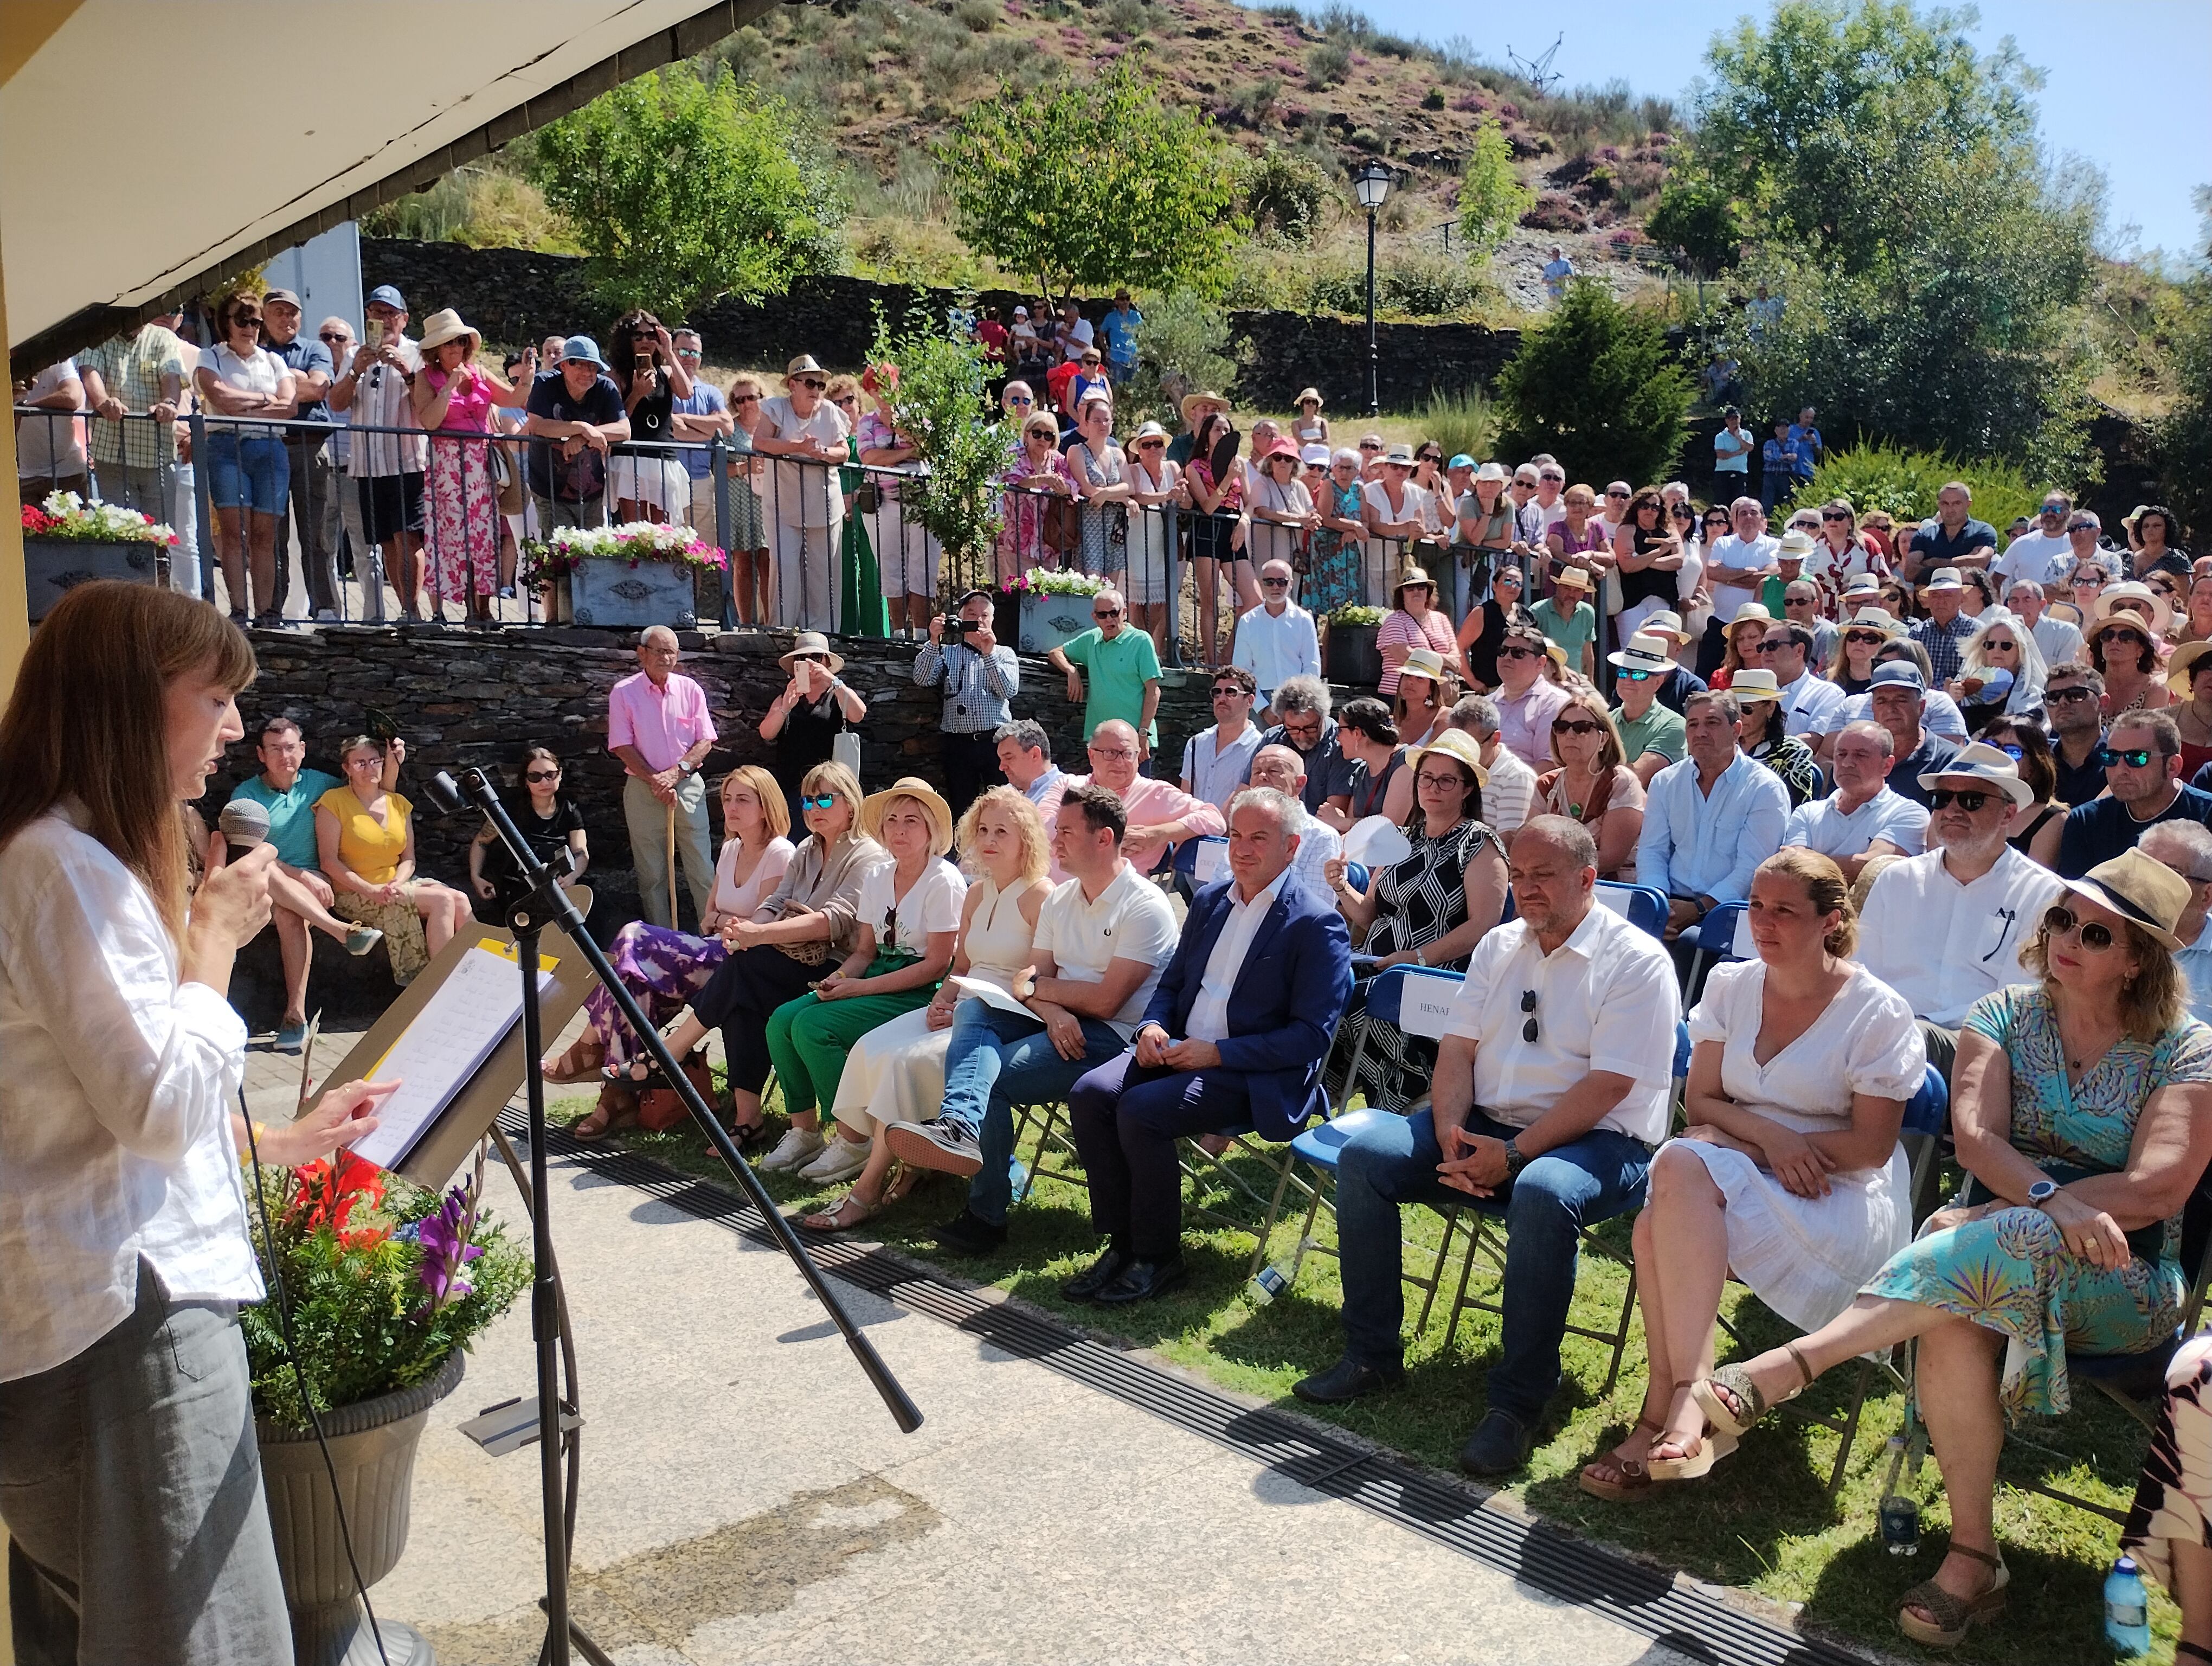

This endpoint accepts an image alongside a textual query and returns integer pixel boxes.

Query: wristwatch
[1502,1137,1527,1179]
[2025,1177,2058,1207]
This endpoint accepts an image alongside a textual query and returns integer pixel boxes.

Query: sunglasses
[1006,394,1035,405]
[1605,489,1630,499]
[2044,905,2118,952]
[801,793,840,812]
[1843,630,1887,647]
[1984,638,2018,651]
[1995,744,2025,761]
[676,348,703,358]
[319,331,350,343]
[230,313,262,328]
[1094,607,1124,619]
[2099,745,2157,769]
[1137,438,1164,450]
[1928,788,1994,812]
[796,377,828,391]
[790,652,826,663]
[524,768,561,783]
[1497,645,1541,660]
[1212,686,1248,698]
[2048,685,2097,703]
[1822,510,1850,521]
[2102,630,2149,649]
[1552,719,1602,736]
[1359,441,1382,451]
[1261,577,1289,588]
[1519,989,1539,1044]
[1616,668,1654,683]
[1752,641,1790,655]
[733,393,761,404]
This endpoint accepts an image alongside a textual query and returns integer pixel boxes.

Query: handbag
[853,478,882,516]
[1041,495,1082,555]
[638,1050,717,1132]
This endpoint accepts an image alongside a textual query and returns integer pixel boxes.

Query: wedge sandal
[1578,1415,1666,1503]
[1692,1340,1814,1439]
[1895,1544,2008,1649]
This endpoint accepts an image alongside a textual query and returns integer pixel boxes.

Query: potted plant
[1324,603,1386,686]
[519,521,728,630]
[20,490,175,621]
[246,1146,528,1666]
[1011,565,1108,654]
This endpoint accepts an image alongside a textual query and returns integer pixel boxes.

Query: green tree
[1686,1,2099,471]
[937,59,1244,299]
[1454,120,1535,258]
[1118,289,1250,432]
[1493,283,1692,486]
[866,306,1006,593]
[529,66,840,322]
[1240,146,1333,247]
[2157,260,2212,537]
[1642,174,1742,276]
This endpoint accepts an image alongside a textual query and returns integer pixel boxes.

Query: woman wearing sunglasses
[2088,598,2174,717]
[194,289,299,624]
[1948,614,2047,734]
[1537,690,1645,879]
[470,745,589,927]
[1688,849,2212,1650]
[1978,719,2067,868]
[1825,605,1900,695]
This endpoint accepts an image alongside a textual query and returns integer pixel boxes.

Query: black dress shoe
[1093,1256,1187,1305]
[1457,1408,1531,1477]
[933,1208,1007,1254]
[1292,1355,1405,1406]
[1061,1247,1131,1302]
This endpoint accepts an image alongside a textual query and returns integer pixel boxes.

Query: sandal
[1692,1341,1814,1439]
[1895,1543,2008,1649]
[1643,1424,1737,1482]
[1578,1415,1666,1503]
[794,1189,881,1235]
[2177,1645,2212,1663]
[571,1084,639,1143]
[544,1036,605,1083]
[602,1058,672,1092]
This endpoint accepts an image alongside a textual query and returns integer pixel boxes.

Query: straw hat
[1393,567,1438,603]
[2093,580,2174,638]
[1608,632,1676,674]
[1918,740,2034,810]
[1398,645,1450,685]
[777,630,846,676]
[1294,386,1324,407]
[1382,443,1417,466]
[415,309,479,355]
[1475,461,1510,484]
[1919,566,1965,593]
[2057,848,2191,952]
[1641,608,1694,646]
[1728,668,1784,702]
[785,354,827,378]
[1727,601,1773,630]
[860,776,955,857]
[1180,389,1230,425]
[2170,640,2212,695]
[1842,605,1906,639]
[1776,529,1817,561]
[1552,564,1593,592]
[1408,726,1489,788]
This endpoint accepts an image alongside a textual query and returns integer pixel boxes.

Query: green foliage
[866,305,1006,584]
[1494,283,1693,486]
[1455,120,1536,258]
[936,57,1245,299]
[1120,289,1250,431]
[1642,172,1741,275]
[2156,267,2212,535]
[1689,1,2099,471]
[529,66,841,322]
[1304,40,1352,89]
[1240,146,1332,246]
[1414,386,1499,462]
[1786,439,2048,530]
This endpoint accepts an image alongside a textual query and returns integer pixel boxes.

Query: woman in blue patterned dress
[1305,448,1368,624]
[1683,850,2212,1650]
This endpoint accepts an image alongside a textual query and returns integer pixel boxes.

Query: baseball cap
[1868,662,1926,693]
[366,284,406,311]
[261,287,302,311]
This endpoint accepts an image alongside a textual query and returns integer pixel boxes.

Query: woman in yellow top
[313,735,473,984]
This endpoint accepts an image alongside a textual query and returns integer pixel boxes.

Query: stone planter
[259,1348,465,1666]
[24,534,162,622]
[1326,621,1382,688]
[568,556,697,629]
[1018,589,1098,655]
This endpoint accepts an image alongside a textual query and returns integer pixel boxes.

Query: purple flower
[417,1185,485,1310]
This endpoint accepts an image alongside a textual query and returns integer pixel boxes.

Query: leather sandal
[571,1084,639,1143]
[1578,1415,1666,1502]
[1895,1543,2008,1649]
[543,1036,605,1083]
[794,1189,881,1235]
[1692,1341,1814,1439]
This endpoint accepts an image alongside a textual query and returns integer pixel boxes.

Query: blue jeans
[940,1000,1127,1226]
[203,430,290,517]
[1335,1106,1651,1426]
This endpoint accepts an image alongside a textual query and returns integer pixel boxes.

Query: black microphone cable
[239,1089,393,1666]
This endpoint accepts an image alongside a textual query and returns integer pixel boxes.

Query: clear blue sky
[1331,0,2211,262]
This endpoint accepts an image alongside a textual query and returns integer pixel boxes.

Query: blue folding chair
[1594,880,1671,940]
[1680,899,1748,995]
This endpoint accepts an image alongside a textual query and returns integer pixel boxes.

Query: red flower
[289,1149,388,1234]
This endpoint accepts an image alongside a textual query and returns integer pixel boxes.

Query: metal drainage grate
[511,1114,1871,1666]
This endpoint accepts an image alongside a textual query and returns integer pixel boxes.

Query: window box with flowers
[20,491,175,621]
[519,522,729,629]
[1005,565,1108,653]
[246,1146,528,1665]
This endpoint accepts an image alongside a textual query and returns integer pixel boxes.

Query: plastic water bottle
[1006,1157,1030,1202]
[2104,1555,2150,1656]
[1876,1437,1920,1556]
[1249,1258,1295,1304]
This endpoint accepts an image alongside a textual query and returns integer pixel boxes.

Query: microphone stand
[427,769,922,1666]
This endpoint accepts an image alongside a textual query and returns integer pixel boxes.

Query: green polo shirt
[1062,625,1162,744]
[230,768,343,869]
[1612,701,1686,770]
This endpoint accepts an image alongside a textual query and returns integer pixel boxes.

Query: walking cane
[664,799,679,930]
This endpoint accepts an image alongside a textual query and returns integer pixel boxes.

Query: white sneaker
[798,1135,870,1183]
[757,1125,826,1173]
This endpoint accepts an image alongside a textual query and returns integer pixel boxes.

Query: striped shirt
[343,336,429,479]
[77,326,185,467]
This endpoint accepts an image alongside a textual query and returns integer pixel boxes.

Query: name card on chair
[1401,975,1464,1041]
[1192,836,1227,885]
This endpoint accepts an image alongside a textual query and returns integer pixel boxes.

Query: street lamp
[1353,160,1393,418]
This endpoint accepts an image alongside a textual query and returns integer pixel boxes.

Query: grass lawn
[549,1081,2172,1665]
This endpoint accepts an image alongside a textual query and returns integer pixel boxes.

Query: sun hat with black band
[859,776,956,857]
[2093,580,2174,638]
[777,630,846,676]
[2055,847,2191,952]
[1393,567,1438,603]
[1917,740,2035,809]
[1398,645,1450,685]
[1608,632,1676,674]
[1842,605,1907,639]
[2170,640,2212,696]
[1728,668,1784,703]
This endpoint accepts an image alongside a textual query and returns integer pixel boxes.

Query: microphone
[216,796,271,855]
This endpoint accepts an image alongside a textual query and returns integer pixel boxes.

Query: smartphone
[365,319,385,350]
[635,353,654,371]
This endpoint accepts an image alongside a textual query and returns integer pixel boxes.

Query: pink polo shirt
[607,670,717,775]
[1034,773,1226,882]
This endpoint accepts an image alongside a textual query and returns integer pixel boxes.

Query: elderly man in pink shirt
[608,625,719,928]
[1036,719,1224,882]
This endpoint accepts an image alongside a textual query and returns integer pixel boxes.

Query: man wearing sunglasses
[753,354,851,632]
[1856,743,2064,1079]
[1047,587,1162,763]
[2055,712,2212,879]
[1605,633,1688,788]
[2044,662,2111,808]
[1230,558,1320,719]
[2139,820,2212,1024]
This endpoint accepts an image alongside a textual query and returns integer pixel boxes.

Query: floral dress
[422,365,499,606]
[996,449,1074,581]
[1749,733,1822,808]
[1863,984,2212,1419]
[1066,437,1128,579]
[1334,818,1501,1111]
[1307,479,1367,617]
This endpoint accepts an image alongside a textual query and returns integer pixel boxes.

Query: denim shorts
[204,431,290,516]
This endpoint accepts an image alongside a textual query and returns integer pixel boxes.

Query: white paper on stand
[943,973,1031,1016]
[347,943,555,1172]
[1341,815,1411,870]
[1192,836,1229,885]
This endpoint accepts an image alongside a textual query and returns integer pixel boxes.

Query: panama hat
[1398,645,1450,684]
[2093,580,2174,638]
[777,630,846,676]
[1775,529,1817,560]
[1918,740,2034,810]
[1179,389,1230,425]
[2055,847,2191,952]
[415,309,480,355]
[1382,443,1417,466]
[1474,460,1510,484]
[1727,601,1773,629]
[1841,605,1906,639]
[1393,566,1438,602]
[2170,640,2212,695]
[860,776,955,857]
[1920,566,1965,593]
[1408,726,1489,789]
[785,354,827,378]
[1608,632,1676,674]
[1728,668,1784,702]
[1552,563,1593,591]
[1641,608,1694,645]
[1294,386,1324,407]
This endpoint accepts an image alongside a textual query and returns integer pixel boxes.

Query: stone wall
[359,239,1518,410]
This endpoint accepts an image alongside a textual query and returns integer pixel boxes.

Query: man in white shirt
[1697,497,1780,676]
[1062,789,1352,1304]
[1855,743,2063,1079]
[2010,579,2084,668]
[1295,817,1680,1477]
[1757,619,1848,739]
[1232,559,1321,715]
[1056,298,1096,362]
[2140,820,2212,1026]
[888,782,1179,1251]
[1637,690,1791,940]
[1782,721,1928,879]
[1991,494,2077,598]
[1248,743,1343,894]
[1448,693,1536,834]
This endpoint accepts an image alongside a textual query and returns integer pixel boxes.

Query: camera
[944,614,979,638]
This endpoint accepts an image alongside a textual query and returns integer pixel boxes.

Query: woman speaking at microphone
[0,583,391,1662]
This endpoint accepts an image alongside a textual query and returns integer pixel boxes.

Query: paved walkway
[244,1028,1699,1666]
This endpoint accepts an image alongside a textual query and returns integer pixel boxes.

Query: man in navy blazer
[1064,786,1352,1304]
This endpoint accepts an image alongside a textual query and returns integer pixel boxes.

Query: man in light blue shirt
[1782,721,1929,881]
[1637,689,1790,940]
[1099,291,1143,384]
[2141,820,2212,1026]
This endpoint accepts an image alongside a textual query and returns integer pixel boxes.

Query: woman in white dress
[1580,847,1925,1498]
[795,787,1053,1231]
